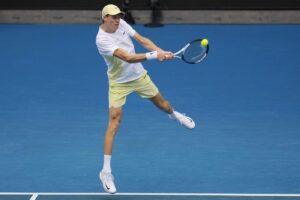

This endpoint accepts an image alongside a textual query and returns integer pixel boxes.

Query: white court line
[29,193,38,200]
[0,192,300,197]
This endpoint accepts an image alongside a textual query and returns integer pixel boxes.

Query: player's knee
[110,115,121,132]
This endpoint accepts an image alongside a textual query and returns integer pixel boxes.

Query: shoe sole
[103,183,116,194]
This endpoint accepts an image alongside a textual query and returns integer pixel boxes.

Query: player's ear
[102,15,109,22]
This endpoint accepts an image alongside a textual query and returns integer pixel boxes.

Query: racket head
[181,39,209,64]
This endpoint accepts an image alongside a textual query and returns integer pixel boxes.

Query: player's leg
[149,92,173,114]
[100,106,122,194]
[134,73,195,129]
[100,81,129,194]
[149,92,195,129]
[104,106,122,155]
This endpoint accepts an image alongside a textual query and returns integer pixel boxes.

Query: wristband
[145,51,158,60]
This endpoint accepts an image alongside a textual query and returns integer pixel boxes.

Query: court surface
[0,24,299,199]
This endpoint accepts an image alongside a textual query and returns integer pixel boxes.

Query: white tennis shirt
[96,19,146,83]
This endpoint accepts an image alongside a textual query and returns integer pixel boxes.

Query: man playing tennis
[96,4,195,194]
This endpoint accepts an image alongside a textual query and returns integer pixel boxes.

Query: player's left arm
[133,32,173,59]
[132,32,163,52]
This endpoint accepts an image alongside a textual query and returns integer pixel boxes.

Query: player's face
[104,14,122,32]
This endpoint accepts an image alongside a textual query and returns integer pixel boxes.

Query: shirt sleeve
[96,37,119,57]
[120,19,136,37]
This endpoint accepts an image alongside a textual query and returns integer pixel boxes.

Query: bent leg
[150,92,196,129]
[150,92,174,114]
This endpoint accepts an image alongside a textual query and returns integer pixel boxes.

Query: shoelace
[106,173,114,181]
[169,112,193,124]
[102,172,114,183]
[177,113,185,123]
[176,113,193,124]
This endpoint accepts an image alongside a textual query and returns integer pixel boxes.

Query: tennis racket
[174,38,209,64]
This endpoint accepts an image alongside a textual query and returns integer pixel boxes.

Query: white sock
[102,155,112,173]
[169,110,178,118]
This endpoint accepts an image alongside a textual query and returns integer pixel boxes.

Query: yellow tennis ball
[201,39,209,46]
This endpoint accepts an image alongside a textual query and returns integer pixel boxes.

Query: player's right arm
[113,48,147,63]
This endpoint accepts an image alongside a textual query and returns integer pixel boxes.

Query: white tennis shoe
[169,111,196,129]
[99,171,116,194]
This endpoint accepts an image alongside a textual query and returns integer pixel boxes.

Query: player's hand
[163,51,174,60]
[157,51,174,62]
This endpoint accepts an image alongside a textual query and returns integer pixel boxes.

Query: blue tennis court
[0,24,300,199]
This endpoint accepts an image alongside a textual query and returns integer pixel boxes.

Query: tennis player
[96,4,195,194]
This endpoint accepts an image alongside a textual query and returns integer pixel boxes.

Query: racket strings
[183,41,208,64]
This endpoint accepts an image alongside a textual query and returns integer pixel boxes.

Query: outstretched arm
[133,32,164,52]
[133,32,174,60]
[113,32,174,63]
[112,32,173,63]
[113,47,173,63]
